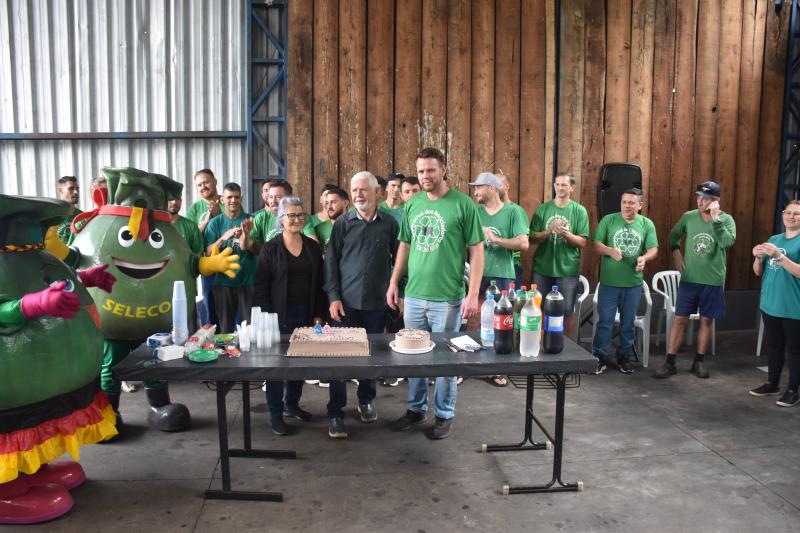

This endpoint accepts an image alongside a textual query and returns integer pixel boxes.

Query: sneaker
[749,383,781,397]
[618,359,634,374]
[121,381,141,393]
[318,381,330,388]
[328,417,348,439]
[270,416,292,436]
[304,380,319,385]
[594,359,607,375]
[653,361,677,379]
[382,377,402,387]
[349,378,359,385]
[776,390,800,407]
[391,410,426,431]
[691,360,710,379]
[431,416,453,439]
[357,402,378,423]
[283,406,312,421]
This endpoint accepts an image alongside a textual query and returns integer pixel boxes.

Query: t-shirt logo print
[410,209,446,253]
[768,247,788,270]
[545,215,569,244]
[692,233,715,256]
[483,226,501,249]
[612,227,642,257]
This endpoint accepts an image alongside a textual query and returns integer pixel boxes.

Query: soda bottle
[480,293,497,347]
[493,290,514,354]
[520,291,542,357]
[531,283,543,310]
[542,285,565,353]
[513,286,528,349]
[485,279,500,299]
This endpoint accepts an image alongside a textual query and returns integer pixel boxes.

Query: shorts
[532,273,580,315]
[675,281,725,319]
[480,277,514,295]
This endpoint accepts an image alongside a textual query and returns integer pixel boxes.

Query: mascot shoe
[26,461,86,490]
[0,477,73,525]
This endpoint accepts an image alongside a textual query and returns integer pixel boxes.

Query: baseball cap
[468,172,502,188]
[696,181,721,198]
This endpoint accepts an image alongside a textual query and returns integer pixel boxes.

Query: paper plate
[389,340,435,354]
[188,349,219,363]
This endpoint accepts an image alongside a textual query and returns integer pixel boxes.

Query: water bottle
[493,290,514,354]
[480,293,496,347]
[485,279,500,299]
[171,280,188,345]
[542,285,565,354]
[520,292,542,357]
[513,286,528,349]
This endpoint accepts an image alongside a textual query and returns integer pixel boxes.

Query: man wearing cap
[529,172,590,339]
[379,172,406,225]
[471,172,529,294]
[654,180,736,379]
[386,147,484,439]
[592,188,659,374]
[496,173,530,288]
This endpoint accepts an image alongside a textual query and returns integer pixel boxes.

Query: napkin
[450,335,482,352]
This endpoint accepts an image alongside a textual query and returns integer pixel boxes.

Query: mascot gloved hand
[0,195,118,525]
[56,167,240,434]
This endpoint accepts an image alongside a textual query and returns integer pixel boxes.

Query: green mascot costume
[0,194,118,524]
[46,168,240,433]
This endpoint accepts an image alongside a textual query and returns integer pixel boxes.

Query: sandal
[456,376,464,385]
[488,375,508,387]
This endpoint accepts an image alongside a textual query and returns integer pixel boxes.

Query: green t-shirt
[508,203,529,267]
[171,215,204,254]
[479,203,529,279]
[251,209,281,244]
[203,211,256,287]
[186,198,223,225]
[668,209,736,286]
[531,200,589,277]
[57,209,82,245]
[399,189,483,301]
[303,214,333,253]
[379,201,405,226]
[759,232,800,320]
[594,213,658,288]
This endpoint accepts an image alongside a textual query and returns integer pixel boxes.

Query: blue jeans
[403,296,462,420]
[327,306,386,417]
[592,284,641,363]
[200,275,218,326]
[265,304,307,417]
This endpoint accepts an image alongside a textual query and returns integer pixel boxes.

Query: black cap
[696,181,721,198]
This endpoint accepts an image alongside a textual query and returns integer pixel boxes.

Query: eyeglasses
[283,213,306,221]
[783,210,800,217]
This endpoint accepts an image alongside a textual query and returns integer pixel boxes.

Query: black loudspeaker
[597,163,642,218]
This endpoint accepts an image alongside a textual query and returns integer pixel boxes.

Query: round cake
[394,328,431,350]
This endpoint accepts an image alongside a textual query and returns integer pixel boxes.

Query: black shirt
[323,208,399,311]
[286,248,312,308]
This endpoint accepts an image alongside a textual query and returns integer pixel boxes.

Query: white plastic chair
[591,280,653,367]
[574,275,590,341]
[651,270,716,355]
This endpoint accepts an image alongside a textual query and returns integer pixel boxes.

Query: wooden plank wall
[286,0,790,289]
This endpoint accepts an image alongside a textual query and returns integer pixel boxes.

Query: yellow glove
[44,226,69,261]
[199,245,241,278]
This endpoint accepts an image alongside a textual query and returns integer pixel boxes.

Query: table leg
[480,375,550,453]
[205,380,292,502]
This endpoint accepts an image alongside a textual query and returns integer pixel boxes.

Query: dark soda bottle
[493,290,514,354]
[542,285,565,354]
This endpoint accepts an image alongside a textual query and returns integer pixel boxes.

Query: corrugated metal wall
[0,0,248,212]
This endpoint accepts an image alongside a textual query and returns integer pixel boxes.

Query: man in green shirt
[168,197,203,254]
[654,181,737,379]
[386,147,484,440]
[250,179,293,251]
[530,173,590,339]
[379,171,406,225]
[592,188,658,374]
[187,169,224,326]
[55,176,82,244]
[470,172,528,293]
[203,183,255,334]
[304,187,348,254]
[401,176,421,203]
[496,173,530,288]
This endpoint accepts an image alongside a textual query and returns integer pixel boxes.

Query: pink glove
[78,263,116,293]
[20,281,81,319]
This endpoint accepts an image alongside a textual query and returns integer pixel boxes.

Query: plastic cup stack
[171,281,188,346]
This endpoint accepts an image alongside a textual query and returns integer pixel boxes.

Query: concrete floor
[14,330,800,533]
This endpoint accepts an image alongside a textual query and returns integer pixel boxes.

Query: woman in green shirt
[750,200,800,407]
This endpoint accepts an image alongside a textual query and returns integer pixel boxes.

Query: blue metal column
[777,0,800,231]
[248,0,288,212]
